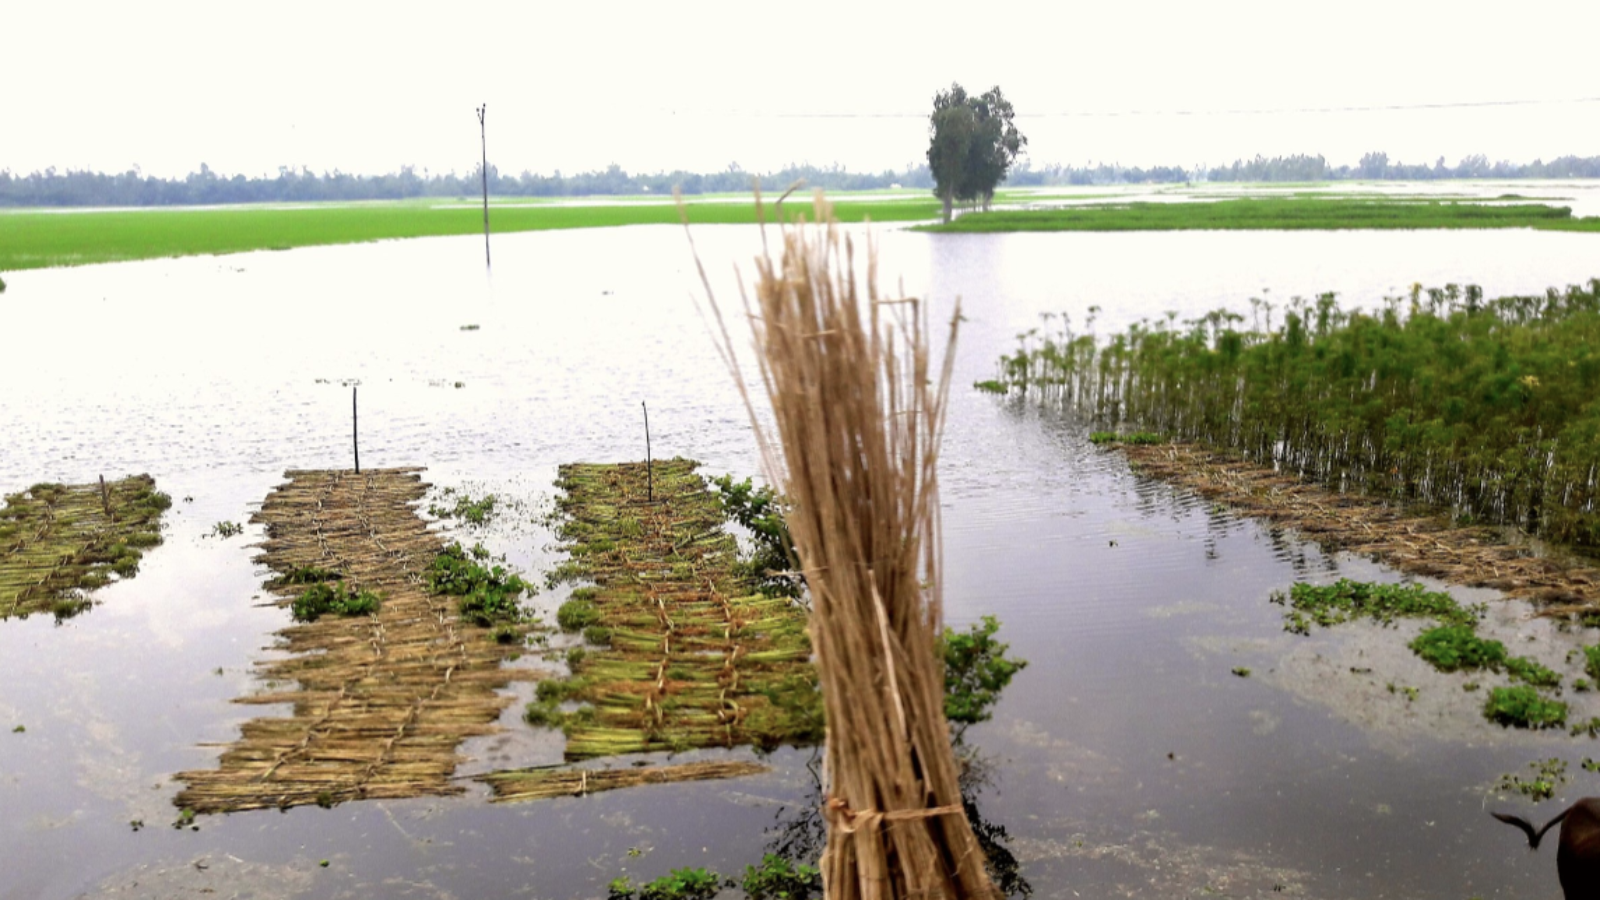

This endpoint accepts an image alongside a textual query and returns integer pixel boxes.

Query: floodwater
[3,221,1600,899]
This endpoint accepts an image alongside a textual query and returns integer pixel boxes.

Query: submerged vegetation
[996,279,1600,549]
[477,760,768,803]
[1275,579,1571,728]
[529,460,818,759]
[427,487,498,526]
[0,475,170,620]
[177,468,531,814]
[1497,758,1568,801]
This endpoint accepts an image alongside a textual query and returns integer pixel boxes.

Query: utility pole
[477,103,490,269]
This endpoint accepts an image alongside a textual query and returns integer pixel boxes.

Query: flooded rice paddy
[4,223,1600,898]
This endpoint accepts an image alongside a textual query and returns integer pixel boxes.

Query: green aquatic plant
[211,521,243,538]
[1272,579,1479,635]
[1571,717,1600,738]
[1584,645,1600,682]
[425,542,530,627]
[608,867,724,900]
[428,489,498,526]
[290,583,380,622]
[1484,685,1568,729]
[1,475,171,619]
[556,598,600,632]
[1409,625,1506,672]
[1497,758,1568,801]
[973,379,1008,394]
[1408,625,1560,688]
[1505,655,1563,689]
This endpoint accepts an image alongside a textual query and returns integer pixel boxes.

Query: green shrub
[940,615,1028,727]
[1497,758,1567,801]
[742,853,821,900]
[608,867,724,900]
[712,474,799,597]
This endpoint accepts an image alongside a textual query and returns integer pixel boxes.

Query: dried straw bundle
[695,192,997,900]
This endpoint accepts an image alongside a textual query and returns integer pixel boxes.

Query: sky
[5,0,1599,179]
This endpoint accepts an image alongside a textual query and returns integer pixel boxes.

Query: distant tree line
[0,162,934,207]
[5,153,1600,207]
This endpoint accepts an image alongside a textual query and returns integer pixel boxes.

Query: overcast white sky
[4,0,1598,179]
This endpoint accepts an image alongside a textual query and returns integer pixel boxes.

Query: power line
[759,95,1600,120]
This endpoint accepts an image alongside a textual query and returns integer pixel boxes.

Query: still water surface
[3,224,1600,898]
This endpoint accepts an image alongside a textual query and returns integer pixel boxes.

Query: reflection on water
[2,224,1600,898]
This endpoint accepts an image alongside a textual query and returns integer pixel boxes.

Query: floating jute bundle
[692,189,998,900]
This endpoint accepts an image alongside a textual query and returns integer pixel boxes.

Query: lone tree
[927,83,1026,223]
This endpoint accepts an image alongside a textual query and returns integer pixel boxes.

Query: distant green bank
[921,197,1600,233]
[0,196,942,272]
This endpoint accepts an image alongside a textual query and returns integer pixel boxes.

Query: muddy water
[3,224,1600,899]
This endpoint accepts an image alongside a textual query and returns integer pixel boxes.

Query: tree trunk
[942,193,953,224]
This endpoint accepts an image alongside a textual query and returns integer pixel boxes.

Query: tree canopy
[926,83,1027,223]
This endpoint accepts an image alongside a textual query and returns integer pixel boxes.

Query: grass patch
[919,196,1600,233]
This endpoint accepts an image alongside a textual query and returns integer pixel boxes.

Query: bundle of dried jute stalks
[691,189,998,900]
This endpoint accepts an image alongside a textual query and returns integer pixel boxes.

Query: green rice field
[922,196,1600,233]
[0,195,942,272]
[6,191,1600,273]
